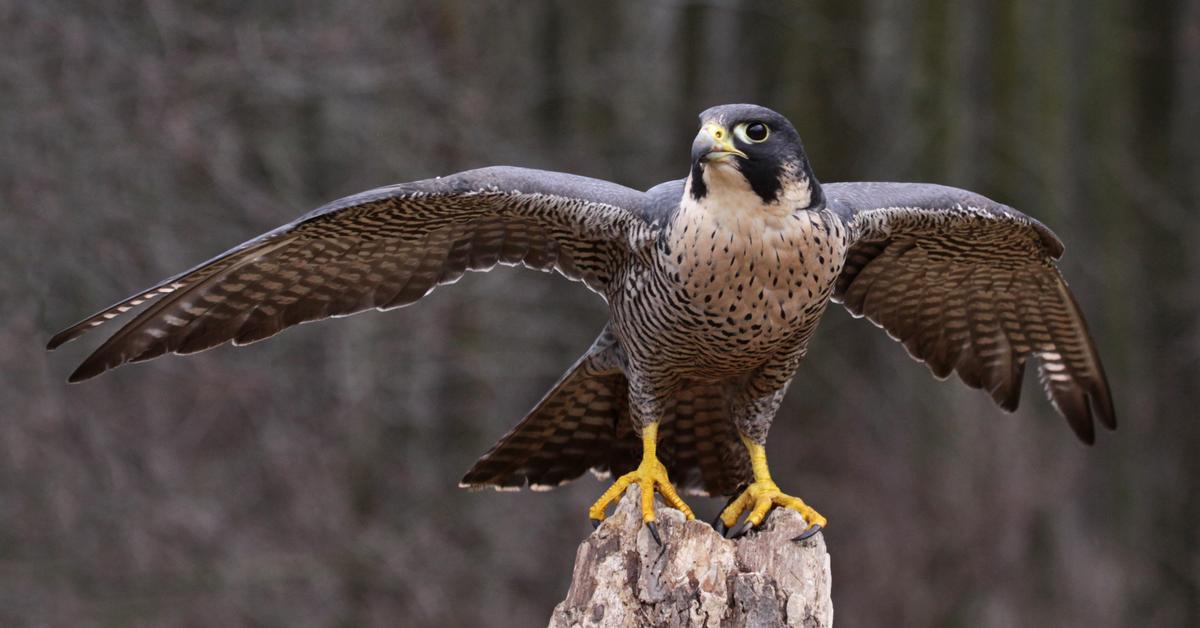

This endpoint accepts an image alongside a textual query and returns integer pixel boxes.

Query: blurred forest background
[4,0,1198,626]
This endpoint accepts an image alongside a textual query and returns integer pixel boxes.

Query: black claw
[730,520,754,539]
[792,524,823,543]
[646,521,662,546]
[714,486,746,539]
[590,518,601,530]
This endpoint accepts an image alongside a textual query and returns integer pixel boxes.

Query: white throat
[681,163,813,230]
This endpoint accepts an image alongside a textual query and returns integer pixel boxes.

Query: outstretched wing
[49,166,651,382]
[826,182,1115,443]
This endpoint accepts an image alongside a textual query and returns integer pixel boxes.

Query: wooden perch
[550,486,833,627]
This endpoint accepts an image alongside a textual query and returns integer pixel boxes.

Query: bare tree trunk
[549,487,833,628]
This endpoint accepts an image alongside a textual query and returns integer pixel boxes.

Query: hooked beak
[691,122,747,165]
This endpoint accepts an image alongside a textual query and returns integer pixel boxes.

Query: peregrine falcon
[48,104,1115,543]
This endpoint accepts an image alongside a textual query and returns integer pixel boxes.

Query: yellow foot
[587,457,695,545]
[715,480,827,542]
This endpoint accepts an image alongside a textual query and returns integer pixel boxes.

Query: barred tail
[460,327,750,496]
[459,330,628,491]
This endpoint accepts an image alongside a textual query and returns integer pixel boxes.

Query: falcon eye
[736,122,770,144]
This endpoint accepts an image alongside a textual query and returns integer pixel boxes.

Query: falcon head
[688,104,822,210]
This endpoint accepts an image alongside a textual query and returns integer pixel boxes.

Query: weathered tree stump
[550,486,833,627]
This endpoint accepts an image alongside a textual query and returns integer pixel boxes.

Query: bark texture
[549,487,832,627]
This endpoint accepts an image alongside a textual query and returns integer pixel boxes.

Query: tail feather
[658,386,750,497]
[459,344,626,491]
[460,328,750,497]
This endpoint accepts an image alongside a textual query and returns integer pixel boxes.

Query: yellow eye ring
[735,122,770,143]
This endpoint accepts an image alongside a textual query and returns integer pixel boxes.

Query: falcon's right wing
[826,182,1115,443]
[48,166,653,382]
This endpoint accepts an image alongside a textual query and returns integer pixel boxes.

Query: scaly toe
[587,459,693,536]
[716,481,827,539]
[785,500,828,531]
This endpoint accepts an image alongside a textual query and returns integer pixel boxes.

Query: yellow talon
[588,422,695,529]
[718,433,827,536]
[718,479,827,532]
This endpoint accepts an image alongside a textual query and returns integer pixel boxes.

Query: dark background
[5,1,1198,626]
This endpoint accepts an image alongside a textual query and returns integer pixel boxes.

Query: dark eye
[744,122,769,142]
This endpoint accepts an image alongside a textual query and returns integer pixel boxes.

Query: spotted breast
[649,177,850,376]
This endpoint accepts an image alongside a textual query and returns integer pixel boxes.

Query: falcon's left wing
[48,166,652,382]
[826,182,1115,443]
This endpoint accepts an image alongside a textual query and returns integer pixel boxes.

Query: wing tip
[1066,394,1117,446]
[49,330,114,381]
[47,325,88,351]
[1057,393,1097,445]
[1092,390,1118,433]
[996,390,1021,413]
[1074,423,1097,445]
[66,356,107,383]
[46,333,68,351]
[1092,383,1117,431]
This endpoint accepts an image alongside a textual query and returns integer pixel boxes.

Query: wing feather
[49,166,650,381]
[827,182,1115,443]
